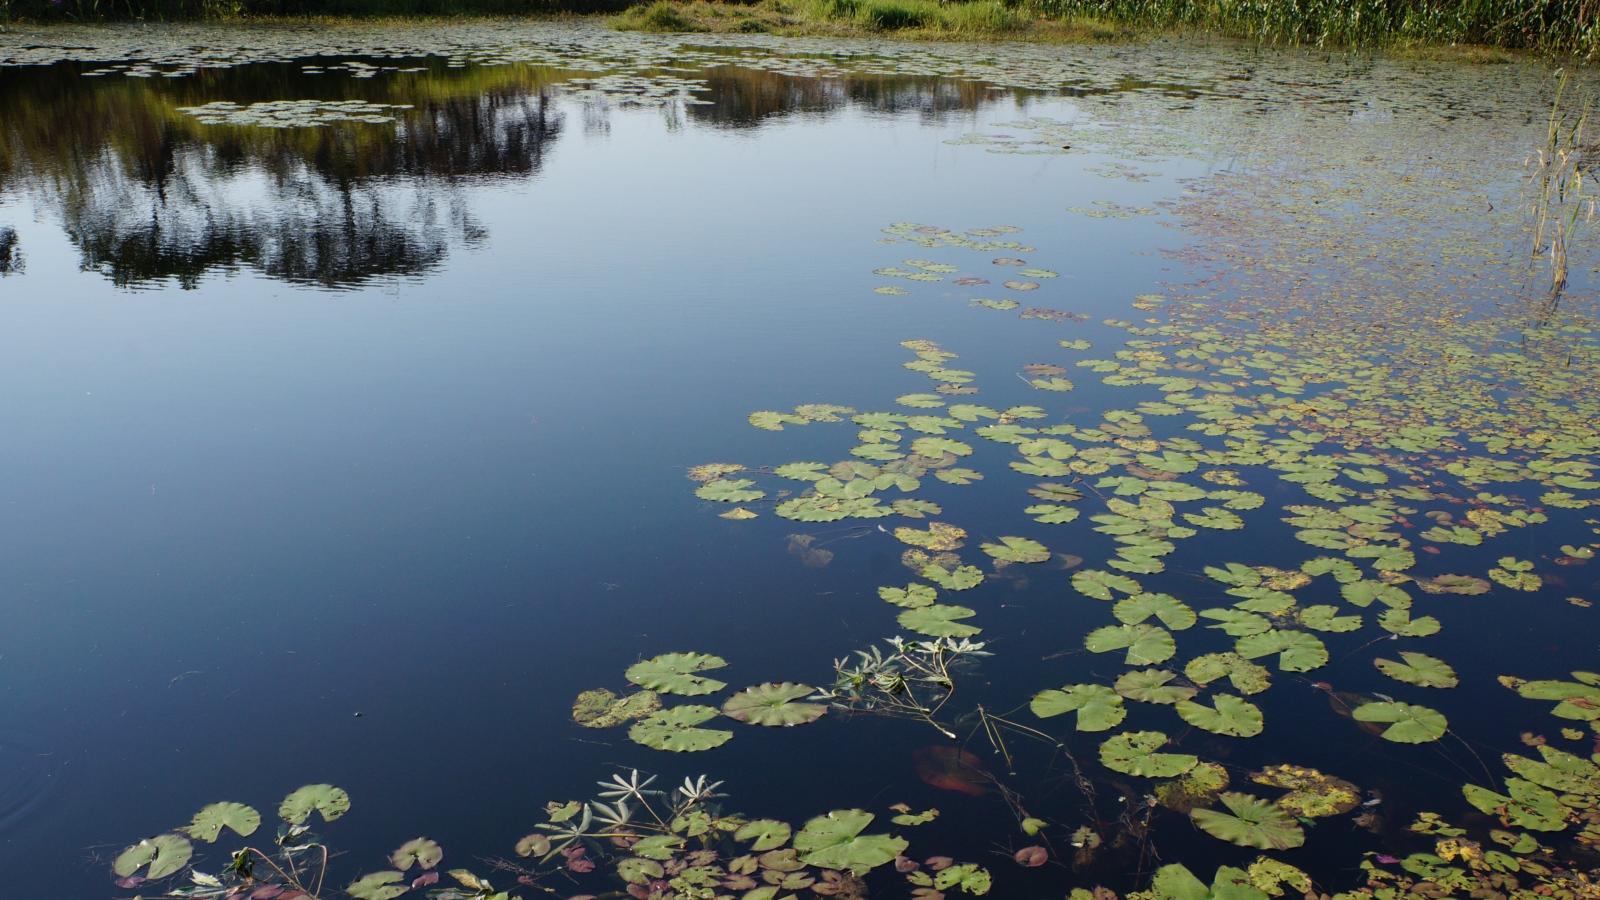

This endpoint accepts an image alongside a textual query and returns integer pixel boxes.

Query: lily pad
[898,604,980,638]
[186,802,260,842]
[279,784,351,825]
[792,809,908,873]
[1191,793,1305,850]
[1030,684,1126,731]
[625,652,728,696]
[348,871,408,900]
[1185,653,1271,695]
[980,536,1050,563]
[1374,652,1459,688]
[391,837,444,871]
[1114,669,1198,704]
[1099,731,1198,778]
[1085,623,1176,665]
[113,834,193,881]
[572,688,661,728]
[722,683,827,726]
[1176,694,1264,737]
[736,819,792,851]
[628,705,734,752]
[1352,700,1448,743]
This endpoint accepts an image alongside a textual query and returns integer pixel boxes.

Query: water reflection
[0,61,1009,289]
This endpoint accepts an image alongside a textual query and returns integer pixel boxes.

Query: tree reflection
[0,63,564,289]
[0,60,1013,289]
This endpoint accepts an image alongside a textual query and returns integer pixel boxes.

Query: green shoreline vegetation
[1,0,1596,59]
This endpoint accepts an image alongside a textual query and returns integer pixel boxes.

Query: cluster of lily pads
[112,774,1011,900]
[175,99,415,127]
[572,653,828,752]
[685,203,1600,895]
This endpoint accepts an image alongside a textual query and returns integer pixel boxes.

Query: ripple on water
[0,735,59,834]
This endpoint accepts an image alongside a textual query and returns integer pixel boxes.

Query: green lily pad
[1176,695,1264,737]
[1234,630,1328,672]
[695,478,765,502]
[628,705,734,752]
[1191,793,1305,850]
[1099,731,1198,778]
[879,583,937,608]
[735,819,792,851]
[1085,623,1176,665]
[1114,669,1198,704]
[980,536,1050,563]
[279,784,351,825]
[898,603,980,638]
[792,809,908,873]
[1184,653,1271,695]
[113,834,193,881]
[1072,569,1142,600]
[625,652,728,696]
[1352,701,1448,743]
[348,871,408,900]
[1113,592,1196,630]
[1374,652,1459,688]
[1031,684,1127,731]
[721,683,827,726]
[186,802,260,842]
[391,837,444,871]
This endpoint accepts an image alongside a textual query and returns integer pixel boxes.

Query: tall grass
[1019,0,1600,54]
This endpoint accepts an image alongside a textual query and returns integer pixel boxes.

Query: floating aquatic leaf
[391,838,444,871]
[625,652,728,696]
[879,583,937,608]
[1025,503,1081,524]
[898,604,980,638]
[1297,605,1362,633]
[1177,694,1264,737]
[980,536,1049,563]
[721,683,826,726]
[1099,731,1197,778]
[1234,630,1328,672]
[1191,793,1305,850]
[1115,668,1198,704]
[1148,863,1269,900]
[1031,684,1126,731]
[1072,569,1141,601]
[1185,653,1271,695]
[1113,592,1196,630]
[749,411,806,431]
[186,802,260,842]
[572,689,663,729]
[792,810,907,874]
[347,871,408,900]
[1375,652,1459,688]
[1352,701,1447,743]
[922,562,984,590]
[279,784,350,825]
[735,819,792,851]
[894,522,967,551]
[1377,608,1441,637]
[1250,765,1360,817]
[1085,624,1176,665]
[113,834,193,881]
[1463,779,1569,831]
[628,705,733,752]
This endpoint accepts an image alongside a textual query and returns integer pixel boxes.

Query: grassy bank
[1,0,1595,58]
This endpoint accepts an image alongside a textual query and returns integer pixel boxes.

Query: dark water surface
[2,22,1599,900]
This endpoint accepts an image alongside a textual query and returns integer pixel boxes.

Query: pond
[1,20,1598,900]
